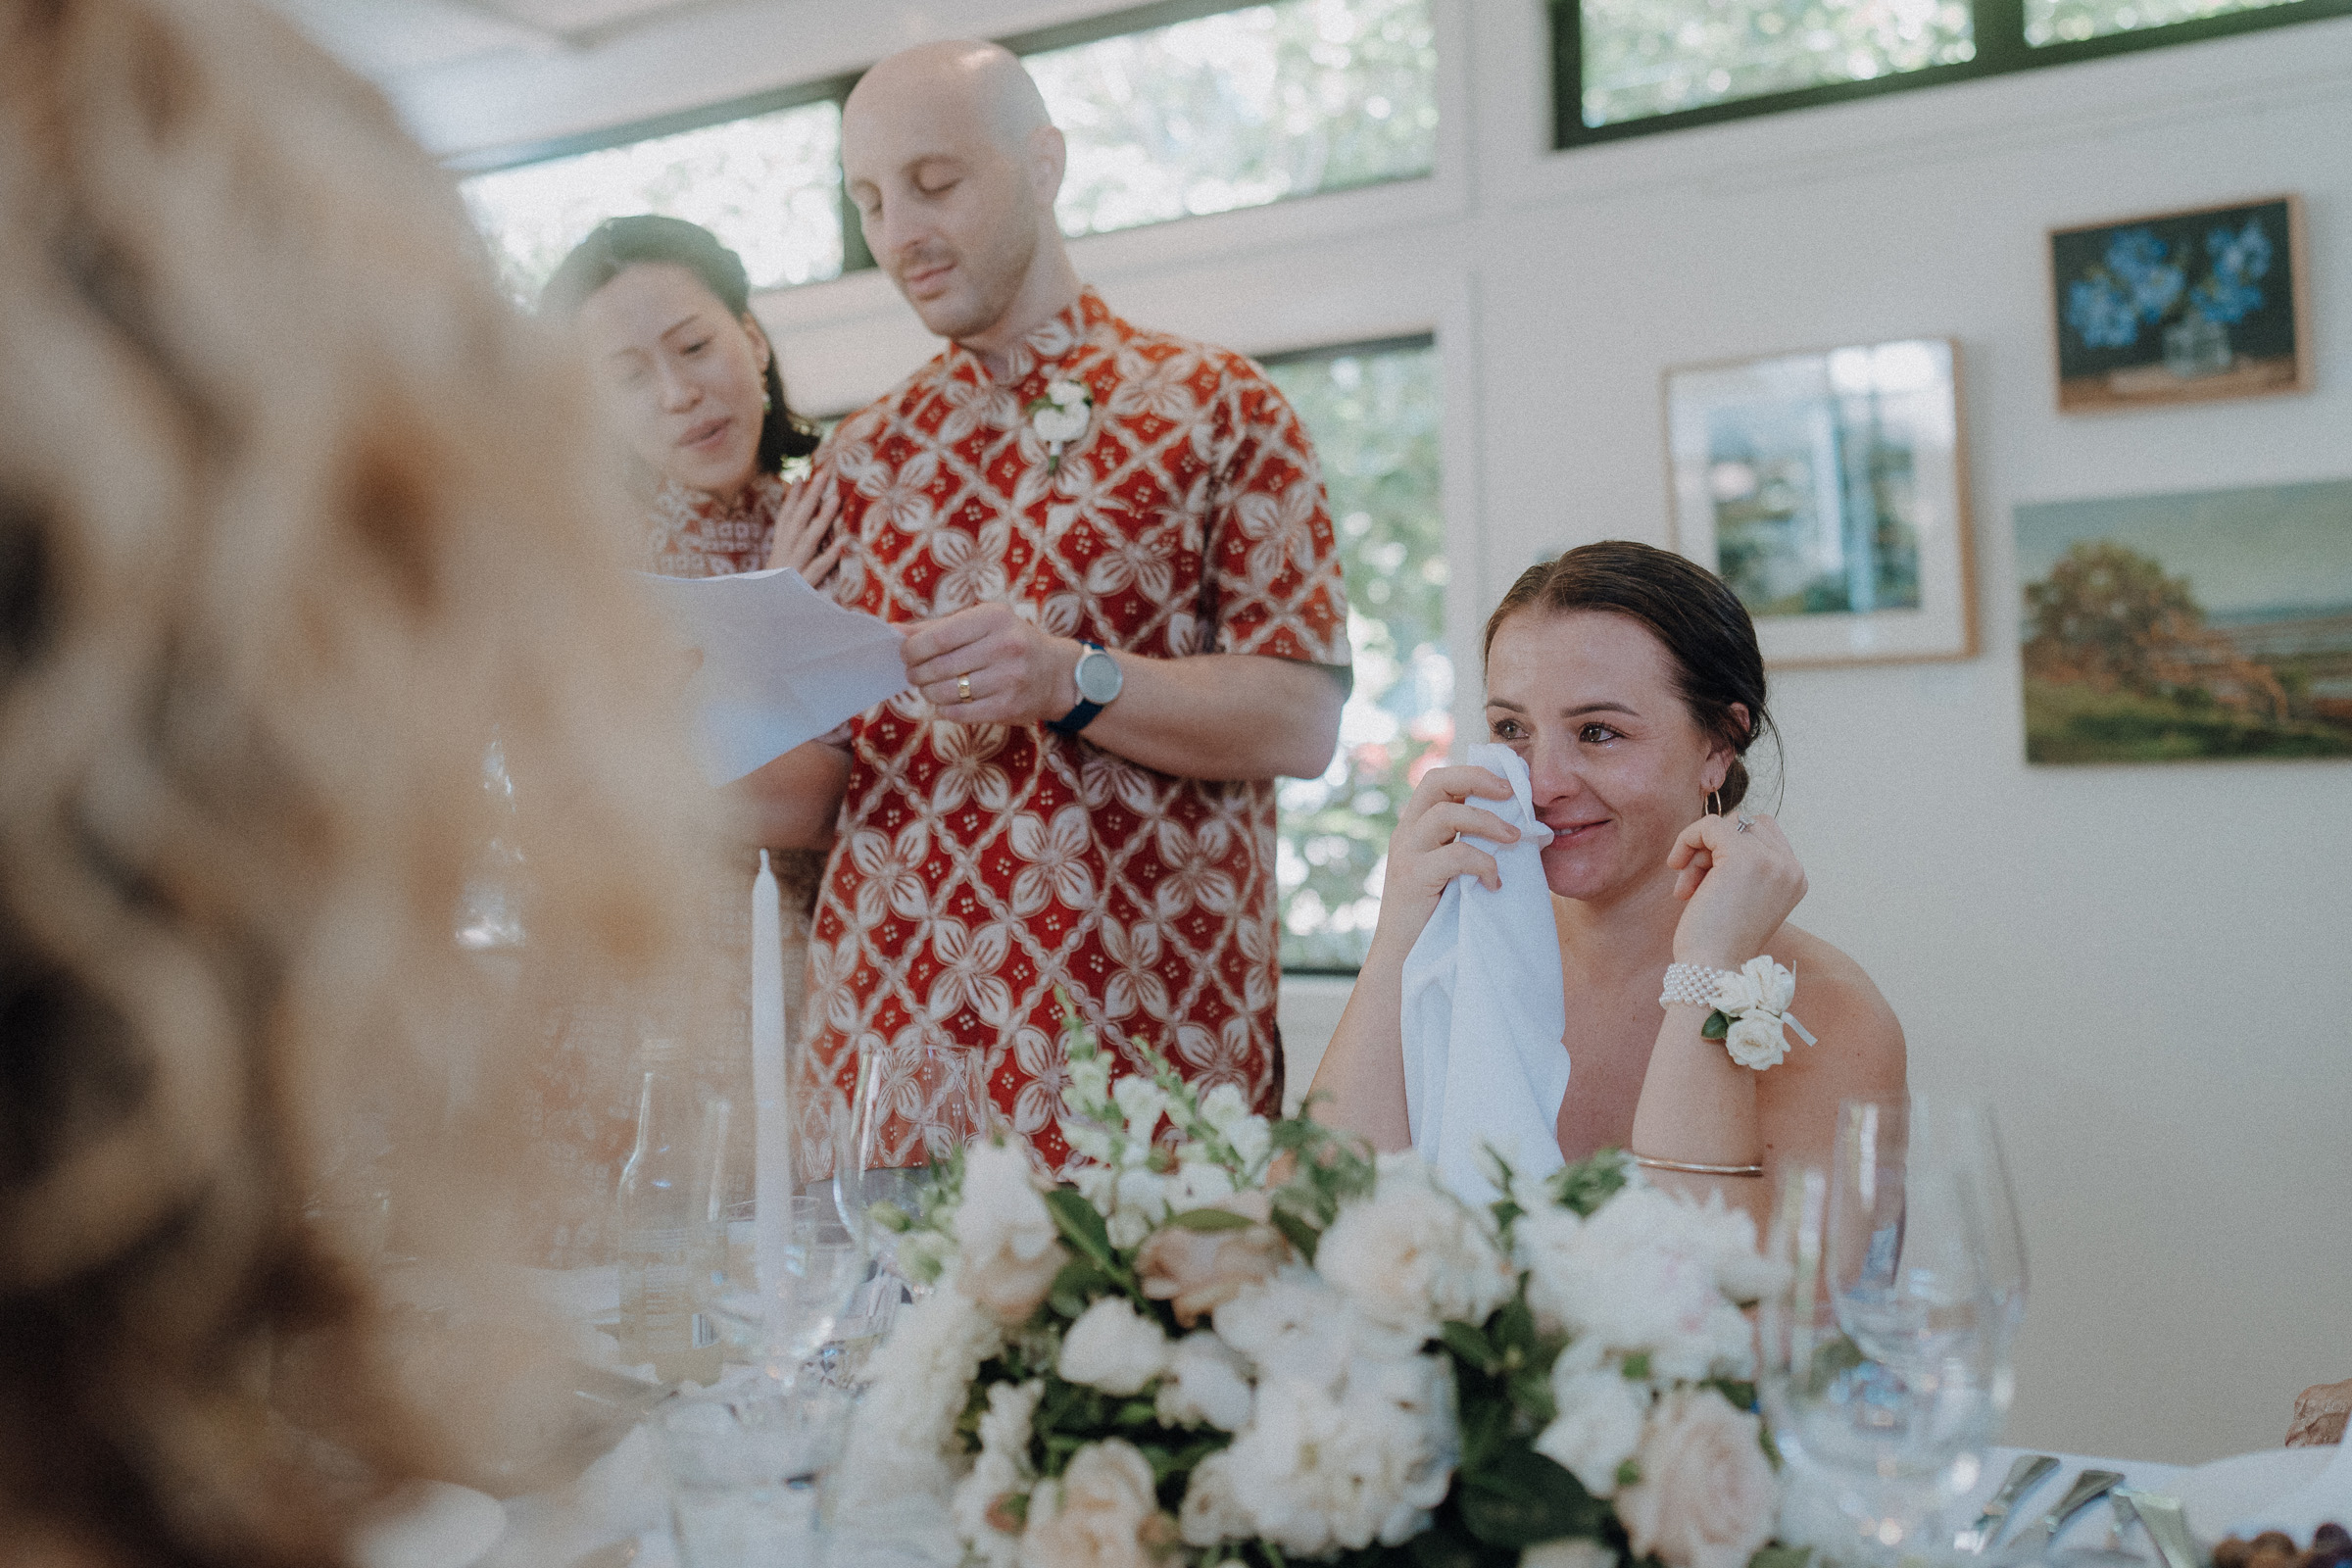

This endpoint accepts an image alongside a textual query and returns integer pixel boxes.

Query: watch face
[1076,647,1123,705]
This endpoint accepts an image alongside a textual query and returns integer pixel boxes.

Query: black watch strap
[1048,642,1110,735]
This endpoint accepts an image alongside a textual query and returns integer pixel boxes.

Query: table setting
[371,1002,2348,1568]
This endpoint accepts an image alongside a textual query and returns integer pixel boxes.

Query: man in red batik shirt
[740,40,1351,1172]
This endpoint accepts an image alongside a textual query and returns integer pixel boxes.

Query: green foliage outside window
[1576,0,1973,126]
[1029,0,1439,238]
[1263,341,1448,971]
[2025,0,2304,43]
[461,100,845,304]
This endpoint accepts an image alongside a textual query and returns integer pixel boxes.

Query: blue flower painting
[2050,197,2305,412]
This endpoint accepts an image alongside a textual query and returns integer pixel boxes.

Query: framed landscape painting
[1666,337,1976,667]
[2050,195,2312,414]
[2015,478,2352,764]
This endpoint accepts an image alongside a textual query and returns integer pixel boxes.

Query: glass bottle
[616,1038,721,1386]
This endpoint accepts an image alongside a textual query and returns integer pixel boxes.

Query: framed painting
[2049,195,2312,414]
[1665,337,1976,667]
[2015,479,2352,764]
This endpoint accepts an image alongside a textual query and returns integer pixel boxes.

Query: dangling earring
[1706,789,1723,818]
[761,386,773,413]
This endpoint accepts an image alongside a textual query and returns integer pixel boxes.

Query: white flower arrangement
[1027,377,1094,474]
[844,996,1792,1568]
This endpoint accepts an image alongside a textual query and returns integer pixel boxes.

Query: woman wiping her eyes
[1309,541,1906,1215]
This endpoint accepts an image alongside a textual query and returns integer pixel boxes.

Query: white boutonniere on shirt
[1025,376,1093,473]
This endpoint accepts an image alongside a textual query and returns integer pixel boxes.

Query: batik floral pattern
[800,289,1349,1171]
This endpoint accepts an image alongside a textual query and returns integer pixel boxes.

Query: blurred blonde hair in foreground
[0,0,729,1562]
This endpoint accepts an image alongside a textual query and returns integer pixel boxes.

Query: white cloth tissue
[1398,743,1571,1205]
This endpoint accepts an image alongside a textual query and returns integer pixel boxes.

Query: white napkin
[1398,743,1570,1205]
[2231,1432,2352,1539]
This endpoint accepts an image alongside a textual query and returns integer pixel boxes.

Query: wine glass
[1761,1097,2018,1566]
[834,1040,989,1286]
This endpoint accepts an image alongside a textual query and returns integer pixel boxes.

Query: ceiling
[262,0,734,81]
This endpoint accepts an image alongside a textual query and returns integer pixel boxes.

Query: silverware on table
[2115,1489,2204,1568]
[1998,1468,2130,1563]
[1961,1454,2065,1553]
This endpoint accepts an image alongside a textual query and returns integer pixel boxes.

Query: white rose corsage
[1660,956,1819,1070]
[1026,376,1093,473]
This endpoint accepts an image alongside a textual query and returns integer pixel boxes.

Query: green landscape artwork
[2015,479,2352,764]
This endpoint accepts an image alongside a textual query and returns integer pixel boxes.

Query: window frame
[1551,0,2352,146]
[447,71,875,274]
[450,0,1445,291]
[1258,331,1445,978]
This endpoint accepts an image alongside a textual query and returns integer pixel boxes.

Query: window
[1263,337,1446,972]
[1555,0,2352,142]
[1022,0,1439,239]
[460,96,848,303]
[457,0,1438,301]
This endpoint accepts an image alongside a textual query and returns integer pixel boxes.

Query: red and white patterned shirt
[800,288,1349,1170]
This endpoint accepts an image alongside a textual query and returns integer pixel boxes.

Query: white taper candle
[751,850,788,1348]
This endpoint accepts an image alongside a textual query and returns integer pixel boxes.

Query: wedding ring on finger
[956,674,973,704]
[1735,814,1754,833]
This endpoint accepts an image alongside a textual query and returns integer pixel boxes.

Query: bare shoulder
[1762,923,1907,1098]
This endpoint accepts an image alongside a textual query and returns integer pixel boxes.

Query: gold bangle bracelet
[1632,1153,1766,1178]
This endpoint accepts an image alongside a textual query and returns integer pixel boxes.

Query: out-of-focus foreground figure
[0,0,724,1563]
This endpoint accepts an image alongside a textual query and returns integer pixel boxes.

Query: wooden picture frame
[1665,337,1977,668]
[2049,194,2313,414]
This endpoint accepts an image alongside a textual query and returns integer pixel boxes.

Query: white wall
[388,0,2352,1464]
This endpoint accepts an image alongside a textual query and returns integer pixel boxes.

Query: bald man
[740,41,1350,1170]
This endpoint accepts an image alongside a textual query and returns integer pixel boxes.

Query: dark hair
[1483,540,1777,812]
[541,215,820,470]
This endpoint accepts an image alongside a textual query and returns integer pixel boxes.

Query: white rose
[953,1446,1029,1568]
[836,1285,1005,1510]
[1614,1389,1779,1568]
[1709,965,1761,1013]
[955,1141,1069,1324]
[1723,1012,1788,1070]
[1058,1297,1171,1395]
[1222,1352,1456,1555]
[1317,1155,1516,1341]
[1178,1449,1250,1547]
[1198,1083,1250,1133]
[952,1380,1043,1568]
[1211,1269,1351,1390]
[1022,1439,1173,1568]
[1533,1368,1649,1497]
[1047,378,1089,410]
[1517,1187,1763,1383]
[1155,1331,1254,1432]
[1522,1542,1619,1568]
[1740,955,1796,1015]
[1034,406,1090,444]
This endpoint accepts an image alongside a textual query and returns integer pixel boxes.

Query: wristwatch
[1048,642,1122,735]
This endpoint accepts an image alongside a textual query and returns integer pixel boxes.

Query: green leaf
[1113,1398,1157,1427]
[1616,1458,1642,1489]
[1490,1292,1539,1360]
[1440,1320,1500,1374]
[1044,1186,1121,1274]
[1749,1546,1814,1568]
[1700,1009,1731,1041]
[1458,1444,1608,1547]
[1509,1367,1557,1424]
[1164,1206,1254,1232]
[1407,1515,1504,1568]
[1620,1352,1651,1382]
[1270,1205,1322,1263]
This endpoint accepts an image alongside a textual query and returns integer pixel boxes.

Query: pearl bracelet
[1658,956,1818,1071]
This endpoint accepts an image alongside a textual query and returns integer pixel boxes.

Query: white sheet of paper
[637,567,908,785]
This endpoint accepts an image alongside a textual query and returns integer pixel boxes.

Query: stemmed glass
[834,1041,990,1287]
[1761,1097,2023,1566]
